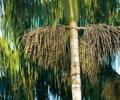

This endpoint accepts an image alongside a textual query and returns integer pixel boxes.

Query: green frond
[78,0,119,25]
[0,38,19,77]
[10,51,19,75]
[0,38,10,56]
[4,0,64,37]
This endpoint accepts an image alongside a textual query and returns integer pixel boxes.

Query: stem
[70,21,81,100]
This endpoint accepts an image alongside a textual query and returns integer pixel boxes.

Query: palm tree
[0,0,120,100]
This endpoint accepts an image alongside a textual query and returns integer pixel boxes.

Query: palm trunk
[70,21,81,100]
[64,0,81,99]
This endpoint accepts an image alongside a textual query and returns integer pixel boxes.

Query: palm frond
[0,37,19,77]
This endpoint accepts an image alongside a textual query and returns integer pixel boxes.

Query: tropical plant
[21,24,120,100]
[0,0,120,100]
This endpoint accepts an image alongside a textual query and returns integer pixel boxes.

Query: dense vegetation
[0,0,120,100]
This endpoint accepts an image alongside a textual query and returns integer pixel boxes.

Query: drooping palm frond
[20,24,120,83]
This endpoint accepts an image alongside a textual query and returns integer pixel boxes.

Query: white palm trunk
[70,21,81,100]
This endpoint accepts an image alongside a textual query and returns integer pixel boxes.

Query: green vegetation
[0,0,120,100]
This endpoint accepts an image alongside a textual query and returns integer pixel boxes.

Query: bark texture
[70,21,81,100]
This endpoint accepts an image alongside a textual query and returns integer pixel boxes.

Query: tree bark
[70,21,81,100]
